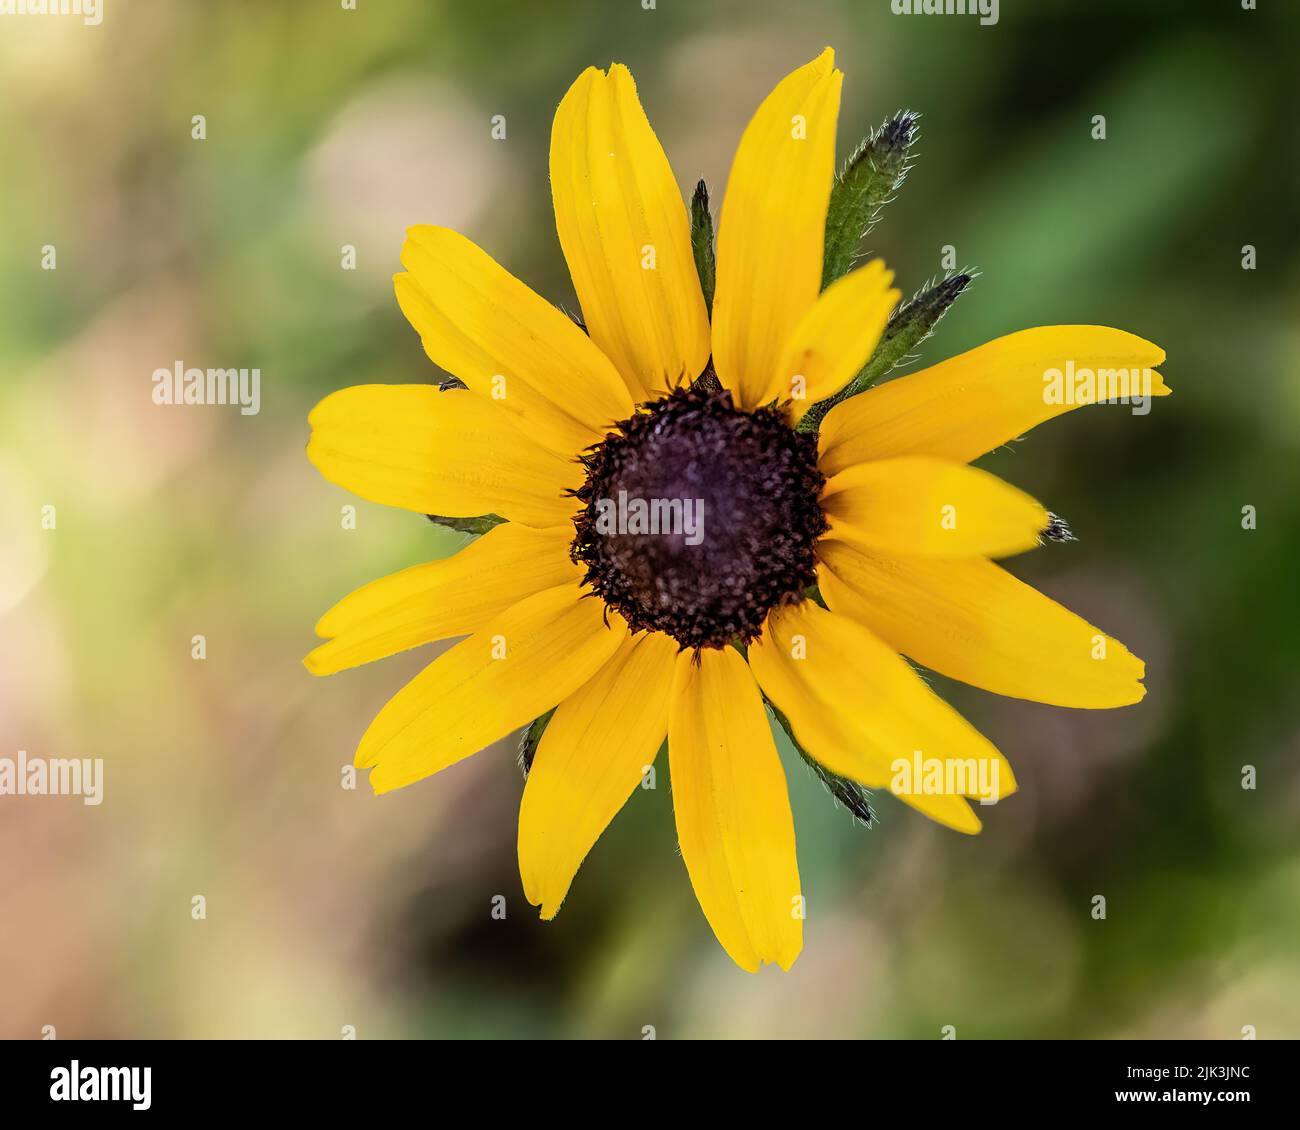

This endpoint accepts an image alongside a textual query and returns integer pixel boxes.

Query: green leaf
[690,179,716,314]
[821,111,919,289]
[425,513,506,536]
[517,708,555,777]
[767,699,874,828]
[797,270,973,433]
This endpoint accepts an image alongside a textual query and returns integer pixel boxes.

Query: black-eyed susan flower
[306,48,1167,972]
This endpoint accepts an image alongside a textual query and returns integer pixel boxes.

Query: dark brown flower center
[571,385,827,650]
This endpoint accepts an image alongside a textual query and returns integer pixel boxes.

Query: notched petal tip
[398,225,465,274]
[558,64,602,104]
[399,223,452,259]
[302,649,328,677]
[1098,646,1147,708]
[1120,330,1169,393]
[303,434,333,479]
[520,853,568,922]
[775,937,804,972]
[305,393,337,431]
[1130,664,1149,704]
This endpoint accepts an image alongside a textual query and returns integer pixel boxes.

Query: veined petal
[771,259,900,419]
[819,326,1168,474]
[550,64,710,401]
[821,456,1050,558]
[306,384,580,528]
[355,583,625,794]
[818,539,1146,708]
[518,630,678,919]
[712,48,842,410]
[668,647,802,973]
[395,226,633,456]
[305,524,579,676]
[750,601,1015,835]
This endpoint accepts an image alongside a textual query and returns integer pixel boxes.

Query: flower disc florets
[572,386,827,649]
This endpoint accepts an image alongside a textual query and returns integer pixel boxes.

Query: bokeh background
[2,0,1297,1039]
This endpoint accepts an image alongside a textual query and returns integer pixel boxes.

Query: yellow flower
[305,48,1168,973]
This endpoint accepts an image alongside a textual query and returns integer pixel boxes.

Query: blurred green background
[1,0,1297,1039]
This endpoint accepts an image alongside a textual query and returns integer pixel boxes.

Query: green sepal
[517,708,555,778]
[797,270,973,433]
[767,698,874,828]
[690,179,716,315]
[856,271,974,386]
[821,111,919,289]
[425,513,506,536]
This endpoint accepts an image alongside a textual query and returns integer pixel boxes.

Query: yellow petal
[395,226,632,456]
[750,601,1015,835]
[817,539,1146,708]
[355,583,625,794]
[305,524,579,676]
[771,260,900,419]
[518,630,678,919]
[668,647,802,973]
[821,456,1050,558]
[550,64,710,401]
[712,48,842,410]
[818,326,1168,474]
[306,384,580,528]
